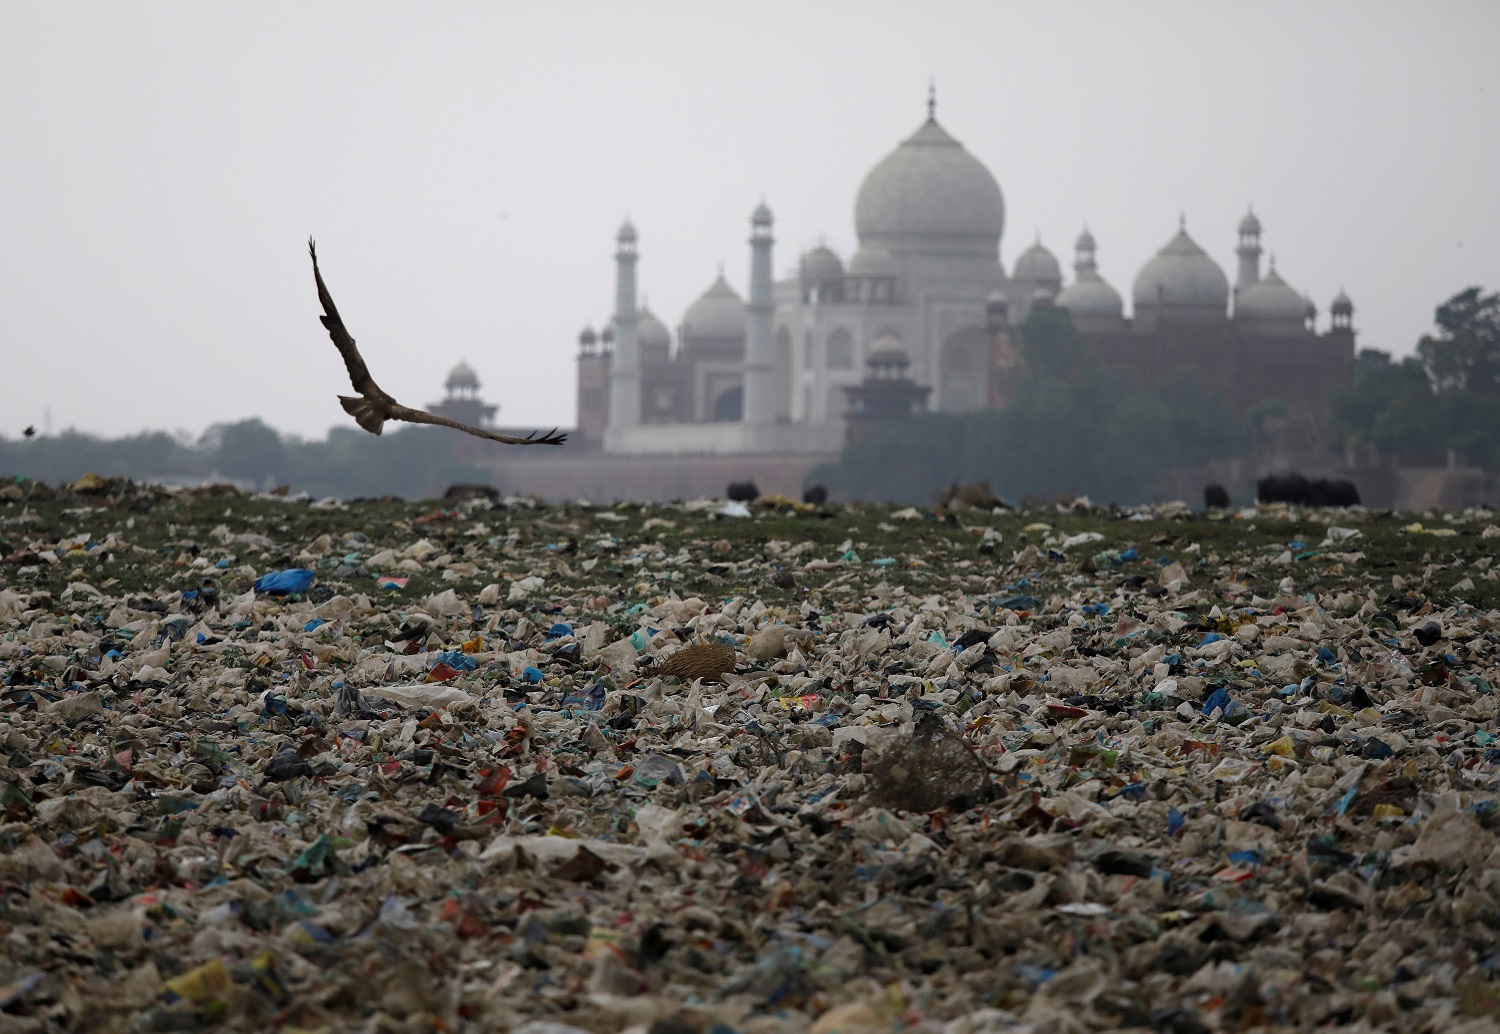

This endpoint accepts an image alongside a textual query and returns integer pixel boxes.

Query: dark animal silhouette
[1203,483,1230,509]
[1309,479,1361,507]
[308,239,565,446]
[443,484,500,503]
[1257,472,1360,507]
[802,484,828,505]
[726,481,760,502]
[1257,472,1312,505]
[22,426,36,439]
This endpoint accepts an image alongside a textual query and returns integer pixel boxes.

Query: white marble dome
[800,245,845,283]
[636,305,671,351]
[1133,228,1229,311]
[854,117,1004,255]
[681,275,746,338]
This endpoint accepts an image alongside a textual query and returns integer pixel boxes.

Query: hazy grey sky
[3,2,1497,442]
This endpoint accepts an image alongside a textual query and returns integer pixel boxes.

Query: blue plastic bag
[433,650,478,672]
[1201,687,1242,717]
[254,569,315,595]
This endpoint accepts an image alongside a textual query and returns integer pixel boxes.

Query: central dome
[854,118,1004,256]
[682,275,746,339]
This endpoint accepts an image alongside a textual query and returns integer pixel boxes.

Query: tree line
[0,421,490,500]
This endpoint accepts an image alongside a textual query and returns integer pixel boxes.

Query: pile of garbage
[4,477,1500,1033]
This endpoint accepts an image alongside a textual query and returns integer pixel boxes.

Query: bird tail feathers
[339,396,386,435]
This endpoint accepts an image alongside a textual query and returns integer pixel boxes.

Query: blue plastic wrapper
[304,619,327,632]
[545,622,574,639]
[433,650,478,672]
[522,666,544,684]
[560,683,606,711]
[254,568,315,595]
[1201,687,1244,718]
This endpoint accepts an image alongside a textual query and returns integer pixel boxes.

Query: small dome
[1238,208,1261,235]
[1014,239,1062,284]
[637,305,671,351]
[617,219,637,243]
[599,324,615,345]
[1236,267,1306,321]
[1075,227,1096,252]
[1132,227,1230,311]
[445,361,479,390]
[848,247,897,277]
[578,325,598,346]
[681,275,747,338]
[855,118,1004,255]
[1331,289,1353,315]
[1056,272,1124,318]
[800,245,844,284]
[866,335,910,368]
[751,201,773,226]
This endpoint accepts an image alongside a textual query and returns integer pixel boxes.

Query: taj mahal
[563,92,1356,461]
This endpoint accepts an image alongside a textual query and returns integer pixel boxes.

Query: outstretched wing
[308,238,383,398]
[386,402,567,445]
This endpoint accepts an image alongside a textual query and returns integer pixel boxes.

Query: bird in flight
[22,426,36,439]
[308,238,565,445]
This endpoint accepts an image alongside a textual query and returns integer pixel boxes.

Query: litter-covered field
[5,475,1500,1033]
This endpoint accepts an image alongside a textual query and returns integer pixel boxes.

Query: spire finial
[1179,211,1186,231]
[927,78,936,121]
[718,261,724,278]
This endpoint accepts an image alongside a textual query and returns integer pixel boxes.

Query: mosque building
[567,93,1357,460]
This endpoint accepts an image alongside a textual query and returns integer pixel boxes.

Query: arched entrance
[713,386,743,422]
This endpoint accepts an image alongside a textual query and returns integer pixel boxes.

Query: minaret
[742,201,776,426]
[1330,289,1354,333]
[1235,207,1262,291]
[1074,226,1098,277]
[606,220,641,431]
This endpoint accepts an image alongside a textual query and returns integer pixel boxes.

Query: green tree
[1333,287,1500,469]
[1417,287,1500,393]
[815,307,1251,505]
[209,419,288,488]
